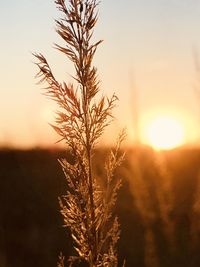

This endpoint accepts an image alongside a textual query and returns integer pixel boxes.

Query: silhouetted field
[1,147,200,267]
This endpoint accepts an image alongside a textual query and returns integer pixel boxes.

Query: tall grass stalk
[34,0,125,266]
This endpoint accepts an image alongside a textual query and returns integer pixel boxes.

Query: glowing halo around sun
[143,116,186,150]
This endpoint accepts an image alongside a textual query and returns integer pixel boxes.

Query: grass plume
[34,0,125,266]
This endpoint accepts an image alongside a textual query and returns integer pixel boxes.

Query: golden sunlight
[143,116,186,150]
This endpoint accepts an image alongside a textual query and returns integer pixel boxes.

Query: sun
[144,116,185,150]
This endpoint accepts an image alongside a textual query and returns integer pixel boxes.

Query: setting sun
[144,116,186,150]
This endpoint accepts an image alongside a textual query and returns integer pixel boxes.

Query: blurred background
[2,1,200,266]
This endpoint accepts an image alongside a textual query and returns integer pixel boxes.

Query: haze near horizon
[1,1,200,148]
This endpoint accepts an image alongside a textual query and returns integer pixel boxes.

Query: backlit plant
[34,0,125,266]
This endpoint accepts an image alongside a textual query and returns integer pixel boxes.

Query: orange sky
[1,1,200,148]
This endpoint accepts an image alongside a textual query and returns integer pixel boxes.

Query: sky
[1,0,200,148]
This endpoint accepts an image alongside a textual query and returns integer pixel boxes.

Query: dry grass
[34,0,125,266]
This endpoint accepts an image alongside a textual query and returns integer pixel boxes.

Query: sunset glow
[1,1,200,148]
[143,116,186,150]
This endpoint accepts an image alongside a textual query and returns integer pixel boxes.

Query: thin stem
[87,146,97,264]
[83,83,97,264]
